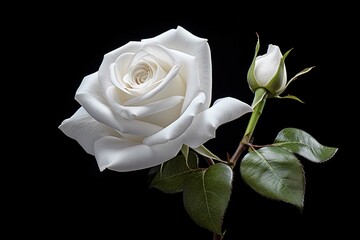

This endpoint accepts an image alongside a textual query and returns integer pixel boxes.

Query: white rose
[59,26,252,172]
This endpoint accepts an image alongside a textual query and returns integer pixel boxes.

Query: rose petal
[75,72,163,136]
[142,92,206,145]
[124,63,181,105]
[106,86,184,119]
[94,136,183,172]
[255,44,283,86]
[142,26,212,109]
[142,26,208,65]
[182,97,253,148]
[109,52,135,94]
[98,41,144,91]
[58,107,120,155]
[165,48,202,113]
[113,48,170,96]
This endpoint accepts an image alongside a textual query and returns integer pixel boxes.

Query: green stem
[244,89,267,139]
[228,88,267,167]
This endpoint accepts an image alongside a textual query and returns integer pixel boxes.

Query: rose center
[132,64,152,85]
[114,49,171,97]
[127,60,157,89]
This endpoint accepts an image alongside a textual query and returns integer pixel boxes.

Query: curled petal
[106,86,184,119]
[255,44,283,86]
[167,49,202,113]
[142,26,212,109]
[75,72,163,136]
[124,63,181,105]
[109,52,135,94]
[98,41,144,91]
[94,136,183,172]
[183,97,253,148]
[143,92,206,145]
[58,107,120,155]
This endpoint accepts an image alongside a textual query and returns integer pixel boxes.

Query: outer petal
[142,26,212,109]
[255,44,282,86]
[182,97,253,148]
[75,72,163,136]
[58,107,120,155]
[94,136,183,172]
[142,92,206,145]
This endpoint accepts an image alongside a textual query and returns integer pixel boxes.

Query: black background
[9,3,357,239]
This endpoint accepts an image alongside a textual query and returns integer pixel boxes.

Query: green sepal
[247,33,261,93]
[265,48,292,97]
[285,66,315,90]
[192,144,224,162]
[275,94,305,103]
[181,144,189,161]
[251,87,268,109]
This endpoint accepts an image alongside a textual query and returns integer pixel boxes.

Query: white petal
[98,41,144,92]
[75,72,163,136]
[182,97,253,148]
[255,44,283,86]
[58,107,120,155]
[194,43,212,111]
[142,26,208,61]
[166,48,202,113]
[143,92,206,145]
[94,136,183,172]
[114,46,175,97]
[110,52,135,93]
[142,26,212,109]
[106,86,184,119]
[124,64,181,105]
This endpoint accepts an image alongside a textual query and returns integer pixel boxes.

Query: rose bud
[247,35,291,97]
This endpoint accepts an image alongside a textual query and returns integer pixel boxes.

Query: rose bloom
[59,26,252,172]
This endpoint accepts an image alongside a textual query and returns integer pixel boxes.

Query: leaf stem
[228,88,267,167]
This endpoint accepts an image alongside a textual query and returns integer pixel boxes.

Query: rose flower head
[59,26,252,172]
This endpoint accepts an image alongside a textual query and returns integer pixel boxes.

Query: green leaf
[183,163,233,235]
[274,127,338,163]
[150,152,199,193]
[192,145,224,162]
[240,146,305,208]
